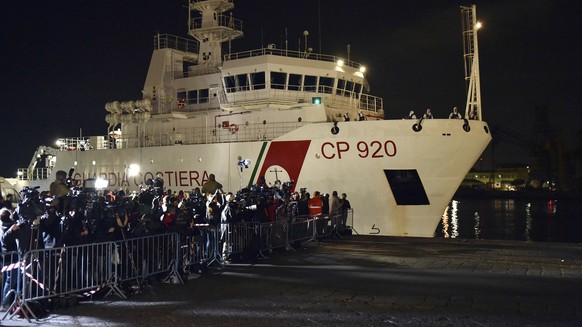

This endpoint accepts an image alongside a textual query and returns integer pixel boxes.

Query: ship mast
[188,0,244,68]
[461,5,482,120]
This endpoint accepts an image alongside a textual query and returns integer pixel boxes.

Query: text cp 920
[320,140,397,159]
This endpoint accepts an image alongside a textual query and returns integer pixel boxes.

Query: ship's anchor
[369,224,380,235]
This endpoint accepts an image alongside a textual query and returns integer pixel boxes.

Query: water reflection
[436,198,582,243]
[525,203,531,242]
[441,200,460,239]
[474,212,480,239]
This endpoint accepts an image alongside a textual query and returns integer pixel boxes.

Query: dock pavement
[2,235,582,326]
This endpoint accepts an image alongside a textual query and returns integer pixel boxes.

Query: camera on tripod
[17,186,43,225]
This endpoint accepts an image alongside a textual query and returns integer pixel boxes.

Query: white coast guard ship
[6,2,490,237]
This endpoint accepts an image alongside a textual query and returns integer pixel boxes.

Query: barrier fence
[1,210,353,322]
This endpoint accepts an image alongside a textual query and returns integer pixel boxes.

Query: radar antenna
[461,5,482,121]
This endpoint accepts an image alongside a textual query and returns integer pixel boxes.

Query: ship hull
[19,119,490,237]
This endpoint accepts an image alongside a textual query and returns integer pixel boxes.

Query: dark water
[435,198,582,243]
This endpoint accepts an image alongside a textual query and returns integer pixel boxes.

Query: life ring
[177,98,186,109]
[229,124,239,134]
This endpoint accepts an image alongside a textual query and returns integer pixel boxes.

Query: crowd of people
[0,171,352,310]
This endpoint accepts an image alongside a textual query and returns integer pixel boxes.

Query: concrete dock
[3,235,582,326]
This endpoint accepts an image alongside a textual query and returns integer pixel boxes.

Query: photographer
[40,196,62,249]
[60,197,90,246]
[136,181,162,236]
[0,208,18,311]
[153,174,164,197]
[298,189,309,216]
[220,193,238,261]
[13,187,46,255]
[205,189,225,260]
[286,192,299,223]
[272,180,283,200]
[189,187,206,218]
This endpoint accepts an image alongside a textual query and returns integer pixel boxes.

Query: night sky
[1,0,581,177]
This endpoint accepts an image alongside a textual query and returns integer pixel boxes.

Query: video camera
[17,186,44,224]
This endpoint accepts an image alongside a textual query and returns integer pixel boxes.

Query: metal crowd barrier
[2,242,123,322]
[180,224,211,274]
[1,251,20,308]
[21,242,116,302]
[2,233,183,322]
[227,222,261,258]
[113,233,182,285]
[1,209,354,322]
[259,221,288,253]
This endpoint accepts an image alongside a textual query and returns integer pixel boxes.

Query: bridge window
[303,75,317,92]
[270,72,287,90]
[336,79,345,96]
[188,90,198,104]
[288,74,302,91]
[236,73,249,91]
[251,72,265,90]
[345,81,354,97]
[224,76,236,93]
[354,83,362,99]
[319,77,334,94]
[199,89,209,103]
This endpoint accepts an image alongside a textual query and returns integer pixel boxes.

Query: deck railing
[224,47,363,70]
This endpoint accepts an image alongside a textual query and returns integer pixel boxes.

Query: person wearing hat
[0,208,18,311]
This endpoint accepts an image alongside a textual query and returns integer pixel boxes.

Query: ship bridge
[216,47,383,115]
